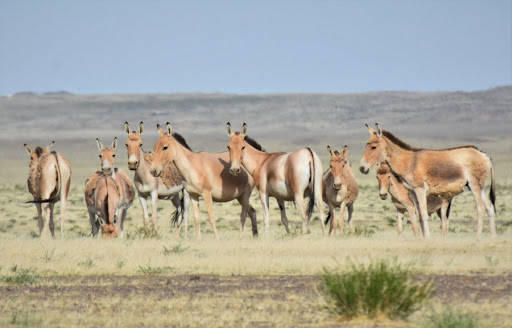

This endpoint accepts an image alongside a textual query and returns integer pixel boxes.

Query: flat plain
[0,87,511,327]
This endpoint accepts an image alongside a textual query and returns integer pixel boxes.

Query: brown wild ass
[124,122,190,237]
[360,124,496,238]
[226,123,325,237]
[323,146,358,237]
[94,137,135,237]
[84,174,123,238]
[150,122,258,240]
[376,162,452,236]
[25,141,71,239]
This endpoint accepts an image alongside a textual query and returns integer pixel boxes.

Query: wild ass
[150,122,259,240]
[25,141,71,239]
[323,146,358,237]
[376,162,452,236]
[124,122,190,237]
[93,137,135,237]
[226,123,325,237]
[360,124,496,238]
[84,174,123,238]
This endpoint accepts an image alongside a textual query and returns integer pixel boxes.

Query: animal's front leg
[138,194,150,231]
[191,197,201,240]
[277,199,290,234]
[414,188,430,238]
[259,191,271,238]
[150,190,159,231]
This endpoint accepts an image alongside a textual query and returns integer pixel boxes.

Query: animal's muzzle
[380,193,388,200]
[128,161,138,170]
[229,168,241,176]
[359,166,370,174]
[103,168,112,175]
[333,183,341,190]
[150,167,161,178]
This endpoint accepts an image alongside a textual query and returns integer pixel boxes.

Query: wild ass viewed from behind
[86,137,135,237]
[150,122,259,240]
[124,122,189,237]
[226,122,326,237]
[322,145,358,237]
[24,141,71,239]
[360,123,496,239]
[376,162,452,236]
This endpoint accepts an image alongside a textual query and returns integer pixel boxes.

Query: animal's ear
[124,122,130,134]
[157,124,165,136]
[342,145,349,163]
[112,137,118,150]
[241,123,247,137]
[375,123,383,137]
[138,122,144,135]
[24,144,33,155]
[165,122,173,136]
[366,123,376,135]
[226,122,233,137]
[327,145,333,156]
[43,141,54,154]
[96,138,105,151]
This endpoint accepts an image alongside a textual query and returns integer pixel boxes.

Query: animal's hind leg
[119,207,127,238]
[481,189,496,238]
[277,200,290,234]
[396,210,404,235]
[49,203,55,237]
[88,209,99,237]
[439,199,450,236]
[406,205,420,237]
[171,195,182,238]
[247,203,258,237]
[315,195,326,236]
[294,194,308,234]
[347,203,354,233]
[468,179,487,239]
[35,203,43,235]
[182,190,190,239]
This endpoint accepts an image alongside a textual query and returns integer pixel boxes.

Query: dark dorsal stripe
[382,130,479,152]
[172,132,192,151]
[244,135,265,152]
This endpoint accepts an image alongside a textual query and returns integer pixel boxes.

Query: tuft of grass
[319,259,434,320]
[9,310,43,327]
[126,227,162,239]
[40,245,55,262]
[137,258,173,275]
[422,305,480,328]
[162,242,189,255]
[352,225,376,237]
[78,257,95,268]
[1,266,40,286]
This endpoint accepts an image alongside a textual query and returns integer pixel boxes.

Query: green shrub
[423,306,480,328]
[1,266,40,285]
[319,259,434,320]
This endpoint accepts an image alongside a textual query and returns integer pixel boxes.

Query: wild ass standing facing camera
[360,124,496,238]
[322,146,358,237]
[84,137,135,237]
[150,123,259,240]
[25,141,71,239]
[124,122,190,237]
[376,162,452,236]
[226,123,326,237]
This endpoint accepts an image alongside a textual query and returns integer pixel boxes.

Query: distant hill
[2,86,511,153]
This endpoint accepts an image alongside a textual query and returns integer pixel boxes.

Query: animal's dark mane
[333,150,340,156]
[244,135,265,152]
[382,131,422,151]
[382,130,478,152]
[35,147,43,157]
[172,132,192,151]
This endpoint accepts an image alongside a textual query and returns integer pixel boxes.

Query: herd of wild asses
[24,122,496,240]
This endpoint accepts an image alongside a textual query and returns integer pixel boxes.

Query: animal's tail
[490,161,496,214]
[26,152,62,204]
[325,212,331,225]
[446,199,452,219]
[305,147,316,220]
[171,195,185,227]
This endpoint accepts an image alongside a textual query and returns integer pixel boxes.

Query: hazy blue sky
[0,1,510,95]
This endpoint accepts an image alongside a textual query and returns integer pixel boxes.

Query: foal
[322,146,358,237]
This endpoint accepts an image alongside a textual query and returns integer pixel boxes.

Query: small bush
[1,266,40,285]
[162,242,189,255]
[423,306,480,328]
[319,259,434,320]
[126,226,161,239]
[352,225,376,237]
